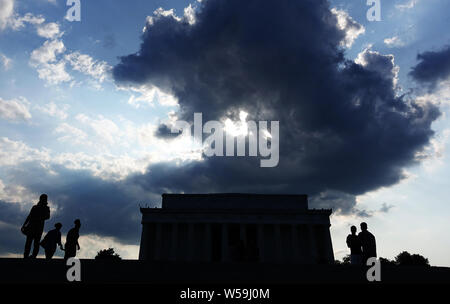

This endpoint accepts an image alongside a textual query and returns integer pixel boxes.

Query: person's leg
[45,248,55,260]
[355,254,362,265]
[31,234,42,258]
[24,236,32,258]
[362,253,368,265]
[64,245,75,260]
[45,249,51,260]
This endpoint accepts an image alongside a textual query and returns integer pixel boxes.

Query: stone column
[239,223,248,262]
[187,223,194,262]
[291,224,300,263]
[298,224,309,263]
[155,222,162,261]
[222,223,229,262]
[170,223,178,261]
[258,224,265,262]
[205,223,212,262]
[323,224,335,263]
[307,224,318,264]
[138,222,148,260]
[274,224,282,262]
[240,223,247,243]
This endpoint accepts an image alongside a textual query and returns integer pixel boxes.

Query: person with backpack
[22,194,51,258]
[40,223,64,259]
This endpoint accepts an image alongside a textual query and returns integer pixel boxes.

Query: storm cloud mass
[410,45,450,88]
[114,0,440,208]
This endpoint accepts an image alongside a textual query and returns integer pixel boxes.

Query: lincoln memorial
[139,193,334,264]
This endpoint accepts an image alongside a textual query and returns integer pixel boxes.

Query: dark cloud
[103,34,116,49]
[410,45,450,88]
[114,0,346,122]
[114,0,440,210]
[0,200,29,255]
[154,123,181,139]
[357,48,398,81]
[379,202,395,213]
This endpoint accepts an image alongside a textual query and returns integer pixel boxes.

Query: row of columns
[139,222,334,264]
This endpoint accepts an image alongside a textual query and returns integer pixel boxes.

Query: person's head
[39,194,48,204]
[74,219,81,228]
[350,225,357,234]
[54,223,62,230]
[360,222,368,231]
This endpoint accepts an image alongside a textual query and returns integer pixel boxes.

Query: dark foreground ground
[1,258,449,284]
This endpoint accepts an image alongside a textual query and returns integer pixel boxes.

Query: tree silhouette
[379,257,396,266]
[334,254,351,265]
[95,248,122,261]
[394,251,430,267]
[342,254,351,265]
[336,252,430,267]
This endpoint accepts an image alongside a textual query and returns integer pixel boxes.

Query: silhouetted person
[346,225,362,265]
[40,223,63,259]
[358,222,377,264]
[22,194,50,258]
[64,219,81,260]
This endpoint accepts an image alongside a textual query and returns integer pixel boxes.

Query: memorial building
[139,193,334,264]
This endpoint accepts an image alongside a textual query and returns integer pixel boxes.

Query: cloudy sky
[0,0,449,265]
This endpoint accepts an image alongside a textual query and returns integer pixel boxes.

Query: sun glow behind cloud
[223,111,249,137]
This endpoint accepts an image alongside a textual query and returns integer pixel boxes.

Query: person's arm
[358,234,365,252]
[76,233,80,250]
[357,235,363,252]
[346,235,351,248]
[22,208,33,228]
[22,214,30,228]
[57,232,63,249]
[372,235,377,255]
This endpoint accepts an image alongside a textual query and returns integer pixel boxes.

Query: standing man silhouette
[358,222,377,264]
[346,225,362,265]
[22,194,51,258]
[64,219,81,260]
